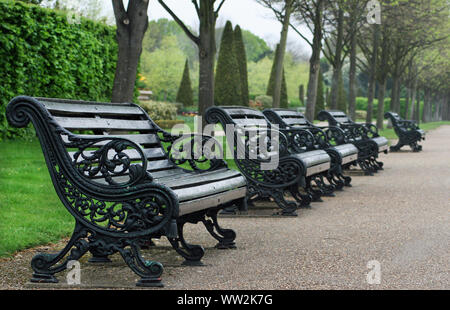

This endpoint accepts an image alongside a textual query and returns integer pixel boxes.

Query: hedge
[139,101,178,121]
[0,0,118,140]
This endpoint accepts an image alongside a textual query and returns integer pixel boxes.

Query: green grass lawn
[0,121,448,258]
[0,139,74,257]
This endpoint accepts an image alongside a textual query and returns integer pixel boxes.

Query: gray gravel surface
[1,126,449,290]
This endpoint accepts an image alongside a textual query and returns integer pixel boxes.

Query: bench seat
[372,136,389,153]
[331,144,359,165]
[318,110,388,174]
[294,150,331,177]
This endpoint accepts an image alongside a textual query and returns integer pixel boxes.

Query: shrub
[254,95,273,110]
[234,25,249,106]
[355,110,367,120]
[139,101,178,121]
[214,21,242,106]
[0,0,118,140]
[154,119,185,129]
[176,59,194,107]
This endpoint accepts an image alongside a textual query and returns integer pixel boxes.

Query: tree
[267,45,288,108]
[214,21,242,106]
[176,59,194,107]
[290,0,325,121]
[140,36,186,102]
[299,84,305,105]
[158,0,227,124]
[234,25,250,106]
[257,0,295,108]
[314,69,325,119]
[337,71,347,113]
[111,0,150,103]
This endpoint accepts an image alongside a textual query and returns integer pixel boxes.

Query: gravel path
[1,126,449,290]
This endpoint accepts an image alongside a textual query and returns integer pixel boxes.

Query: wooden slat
[37,97,132,106]
[233,118,268,127]
[276,110,303,117]
[283,118,309,126]
[158,169,242,189]
[147,159,176,172]
[179,187,247,216]
[43,101,144,116]
[62,134,160,146]
[68,147,166,162]
[54,117,153,131]
[173,176,247,202]
[224,108,264,117]
[151,168,188,179]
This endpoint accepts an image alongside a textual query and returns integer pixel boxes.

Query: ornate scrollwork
[158,131,227,171]
[65,136,152,187]
[283,128,317,153]
[52,164,176,236]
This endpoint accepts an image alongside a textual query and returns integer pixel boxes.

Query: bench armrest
[280,127,328,153]
[316,126,349,145]
[398,120,419,130]
[158,129,228,172]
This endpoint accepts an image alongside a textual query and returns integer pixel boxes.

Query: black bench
[205,106,333,216]
[6,96,247,287]
[384,112,425,152]
[263,108,358,190]
[317,110,388,175]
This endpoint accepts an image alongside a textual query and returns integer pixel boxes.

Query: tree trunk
[434,94,442,121]
[348,30,357,121]
[329,8,344,110]
[305,0,324,121]
[415,89,421,123]
[405,87,411,119]
[409,75,417,120]
[376,79,386,129]
[392,75,402,114]
[366,24,380,124]
[111,0,149,103]
[197,1,217,125]
[273,0,293,108]
[422,88,431,123]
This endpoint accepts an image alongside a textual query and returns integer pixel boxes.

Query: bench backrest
[384,111,402,124]
[263,108,312,128]
[10,97,177,182]
[207,106,270,128]
[317,110,353,126]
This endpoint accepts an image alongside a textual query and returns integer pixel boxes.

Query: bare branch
[158,0,200,45]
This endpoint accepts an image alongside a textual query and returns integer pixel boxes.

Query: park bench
[317,110,389,175]
[263,108,358,190]
[384,112,425,152]
[205,106,333,216]
[6,96,247,287]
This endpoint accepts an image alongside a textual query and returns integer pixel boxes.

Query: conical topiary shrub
[234,25,249,106]
[214,21,242,106]
[315,69,325,120]
[176,59,194,107]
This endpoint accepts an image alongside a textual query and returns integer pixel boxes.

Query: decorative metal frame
[384,112,425,152]
[318,110,386,175]
[263,109,353,191]
[6,96,241,287]
[205,106,340,216]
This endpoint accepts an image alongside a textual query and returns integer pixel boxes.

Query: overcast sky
[100,0,312,56]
